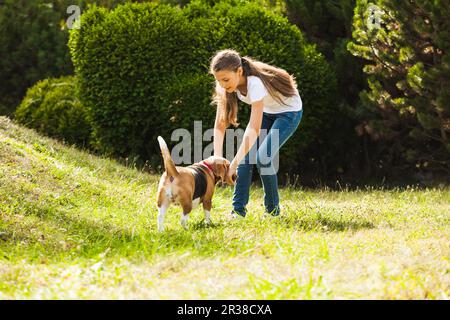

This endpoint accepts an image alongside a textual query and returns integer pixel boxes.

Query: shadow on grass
[276,214,375,232]
[0,203,375,265]
[1,207,135,256]
[190,220,222,230]
[0,205,237,262]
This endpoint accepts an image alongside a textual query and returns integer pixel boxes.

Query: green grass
[0,116,449,299]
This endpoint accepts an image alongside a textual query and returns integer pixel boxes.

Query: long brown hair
[210,49,298,128]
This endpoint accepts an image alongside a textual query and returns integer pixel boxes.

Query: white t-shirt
[218,75,302,114]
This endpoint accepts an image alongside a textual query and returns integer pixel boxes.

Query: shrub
[69,1,338,178]
[15,76,92,148]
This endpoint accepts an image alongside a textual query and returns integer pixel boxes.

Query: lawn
[0,116,449,299]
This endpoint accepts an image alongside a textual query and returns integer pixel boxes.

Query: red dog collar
[199,161,214,174]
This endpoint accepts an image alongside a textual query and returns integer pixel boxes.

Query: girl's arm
[213,103,227,157]
[230,100,264,168]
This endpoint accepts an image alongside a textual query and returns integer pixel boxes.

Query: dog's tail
[157,136,179,178]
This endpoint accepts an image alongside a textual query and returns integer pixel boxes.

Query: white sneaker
[229,210,245,220]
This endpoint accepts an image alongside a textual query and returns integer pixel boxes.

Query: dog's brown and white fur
[156,136,235,231]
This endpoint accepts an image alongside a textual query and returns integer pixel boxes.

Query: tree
[0,0,141,116]
[0,0,73,115]
[282,0,372,181]
[348,0,450,176]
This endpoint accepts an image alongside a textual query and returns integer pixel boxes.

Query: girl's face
[213,67,243,93]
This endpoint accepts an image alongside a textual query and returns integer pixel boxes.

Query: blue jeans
[232,110,303,216]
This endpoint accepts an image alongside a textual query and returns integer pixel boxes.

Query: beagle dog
[156,136,236,231]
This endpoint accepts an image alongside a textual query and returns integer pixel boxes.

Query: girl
[210,49,303,218]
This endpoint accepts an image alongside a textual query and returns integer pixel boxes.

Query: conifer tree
[348,0,450,175]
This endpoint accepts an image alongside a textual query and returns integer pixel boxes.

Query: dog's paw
[181,215,189,230]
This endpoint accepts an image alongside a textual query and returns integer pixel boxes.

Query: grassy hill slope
[0,116,449,299]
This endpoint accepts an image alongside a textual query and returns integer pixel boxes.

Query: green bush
[15,76,92,148]
[69,1,338,177]
[69,3,210,157]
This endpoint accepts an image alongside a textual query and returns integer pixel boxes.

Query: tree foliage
[348,0,450,175]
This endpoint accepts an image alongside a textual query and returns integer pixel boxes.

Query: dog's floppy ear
[218,161,228,184]
[207,157,225,184]
[208,156,235,186]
